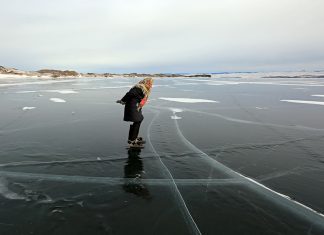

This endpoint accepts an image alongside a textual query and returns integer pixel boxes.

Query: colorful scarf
[135,77,153,108]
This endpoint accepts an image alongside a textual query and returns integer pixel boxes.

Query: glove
[116,100,125,105]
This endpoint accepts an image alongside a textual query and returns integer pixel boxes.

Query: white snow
[255,107,268,110]
[16,91,37,93]
[159,97,218,103]
[174,82,199,86]
[171,115,182,120]
[169,108,184,113]
[15,89,78,94]
[0,178,25,200]
[205,81,240,86]
[312,95,324,98]
[153,85,170,87]
[44,90,78,94]
[0,79,76,87]
[185,79,212,82]
[281,100,324,106]
[112,81,132,84]
[83,86,132,90]
[22,107,36,111]
[50,98,66,103]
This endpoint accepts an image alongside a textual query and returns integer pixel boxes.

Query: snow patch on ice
[185,79,212,82]
[153,85,170,87]
[169,108,184,119]
[159,97,218,103]
[84,86,132,90]
[22,107,36,111]
[50,98,66,103]
[281,100,324,106]
[169,108,184,113]
[15,89,78,94]
[255,107,268,110]
[312,95,324,98]
[16,91,37,94]
[174,82,199,86]
[0,79,76,87]
[0,178,25,200]
[171,115,182,120]
[44,90,78,94]
[112,81,132,84]
[205,82,240,86]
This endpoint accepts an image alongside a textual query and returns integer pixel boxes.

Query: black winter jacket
[121,87,145,122]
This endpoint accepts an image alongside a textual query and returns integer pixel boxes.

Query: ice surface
[159,97,218,103]
[50,98,66,103]
[2,74,324,234]
[172,116,324,227]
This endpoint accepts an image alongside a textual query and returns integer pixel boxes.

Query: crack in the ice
[173,115,324,229]
[147,109,202,235]
[0,171,243,186]
[150,105,324,132]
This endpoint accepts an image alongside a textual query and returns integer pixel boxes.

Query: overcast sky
[0,0,323,73]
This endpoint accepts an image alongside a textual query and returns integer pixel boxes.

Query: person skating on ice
[116,77,153,148]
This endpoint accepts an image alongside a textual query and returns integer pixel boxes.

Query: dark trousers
[128,121,142,141]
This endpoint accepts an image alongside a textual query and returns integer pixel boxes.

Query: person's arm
[133,88,145,110]
[116,88,134,104]
[121,91,132,103]
[116,99,125,105]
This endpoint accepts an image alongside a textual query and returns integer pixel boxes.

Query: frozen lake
[1,73,324,234]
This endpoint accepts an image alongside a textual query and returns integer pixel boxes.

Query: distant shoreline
[1,65,324,80]
[0,65,211,79]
